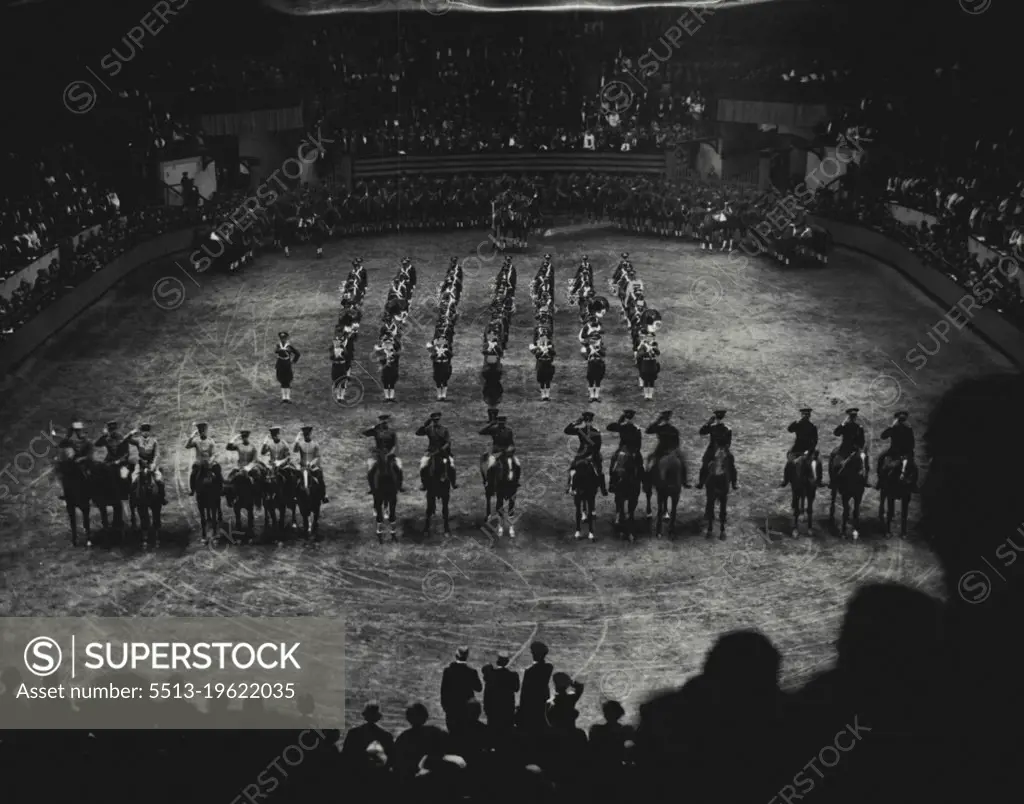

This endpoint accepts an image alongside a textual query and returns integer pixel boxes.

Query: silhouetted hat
[278,331,288,339]
[196,422,208,429]
[430,412,442,420]
[846,407,859,415]
[895,410,909,419]
[496,415,508,422]
[530,640,548,658]
[301,425,313,433]
[106,421,118,429]
[799,407,812,414]
[713,409,727,417]
[582,411,595,421]
[269,426,281,433]
[455,646,469,661]
[362,701,382,722]
[496,651,510,666]
[602,700,625,721]
[139,423,151,431]
[659,410,673,418]
[239,429,251,436]
[378,414,390,421]
[622,409,635,418]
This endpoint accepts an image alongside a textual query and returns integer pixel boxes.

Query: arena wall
[811,216,1024,369]
[0,229,195,377]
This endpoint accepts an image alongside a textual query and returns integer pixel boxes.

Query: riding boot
[396,467,404,493]
[814,461,824,487]
[729,458,738,490]
[158,481,168,505]
[780,462,789,488]
[420,466,429,491]
[448,465,458,489]
[874,456,883,490]
[367,468,375,495]
[599,472,608,496]
[189,466,197,496]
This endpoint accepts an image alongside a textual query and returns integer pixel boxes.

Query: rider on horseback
[225,430,263,487]
[186,422,222,495]
[697,410,739,491]
[480,409,521,485]
[95,420,131,476]
[780,407,824,488]
[875,411,917,490]
[126,424,168,504]
[645,411,688,481]
[294,425,329,503]
[607,409,643,493]
[261,426,294,486]
[55,421,93,501]
[417,412,458,490]
[565,411,608,496]
[364,414,403,494]
[829,408,869,489]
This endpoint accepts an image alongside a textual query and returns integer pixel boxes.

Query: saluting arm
[833,424,844,437]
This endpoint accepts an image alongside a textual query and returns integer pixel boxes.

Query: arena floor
[1,228,1011,730]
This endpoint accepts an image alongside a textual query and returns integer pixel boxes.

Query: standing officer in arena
[363,413,403,495]
[781,407,824,488]
[126,423,168,504]
[697,409,738,491]
[186,422,221,495]
[875,410,917,489]
[607,409,643,493]
[830,407,869,488]
[565,411,607,496]
[274,331,301,403]
[293,425,328,503]
[417,411,457,490]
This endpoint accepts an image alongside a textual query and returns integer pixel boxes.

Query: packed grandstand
[1,1,1023,803]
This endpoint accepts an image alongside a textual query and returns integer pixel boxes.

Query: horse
[295,467,325,540]
[225,470,260,544]
[571,458,600,541]
[704,447,731,540]
[878,456,915,539]
[481,450,519,540]
[90,460,129,536]
[371,454,401,543]
[829,449,867,539]
[56,456,92,547]
[645,451,687,539]
[611,451,643,543]
[195,464,224,544]
[422,450,452,537]
[788,452,818,538]
[129,463,163,549]
[263,464,298,544]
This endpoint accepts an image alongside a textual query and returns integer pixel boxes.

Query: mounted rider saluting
[225,429,263,488]
[875,410,917,489]
[293,425,329,503]
[780,407,824,488]
[607,409,643,493]
[186,422,221,495]
[565,411,607,496]
[644,411,689,483]
[364,414,403,494]
[829,408,869,488]
[697,409,739,491]
[480,409,520,485]
[126,423,168,504]
[95,420,131,475]
[417,411,458,490]
[55,421,93,500]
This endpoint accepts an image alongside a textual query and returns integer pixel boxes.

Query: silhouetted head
[405,702,429,727]
[702,630,781,694]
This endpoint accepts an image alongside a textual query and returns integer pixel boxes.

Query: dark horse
[225,470,261,544]
[56,455,92,547]
[704,447,731,541]
[481,449,519,540]
[571,458,600,542]
[263,464,298,544]
[423,451,452,537]
[611,451,643,543]
[91,460,129,537]
[196,464,224,544]
[481,360,503,407]
[129,463,164,549]
[645,450,688,539]
[788,452,818,538]
[829,449,867,540]
[295,467,325,540]
[371,454,401,543]
[878,456,915,539]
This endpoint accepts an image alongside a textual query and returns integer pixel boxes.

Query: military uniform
[479,411,520,483]
[363,415,403,493]
[829,408,869,487]
[528,338,555,399]
[417,412,457,489]
[781,408,823,487]
[293,427,328,502]
[275,331,300,402]
[95,421,131,467]
[875,412,917,489]
[565,413,607,495]
[607,410,643,491]
[127,424,167,504]
[645,413,683,475]
[55,423,93,500]
[226,431,262,484]
[185,424,221,494]
[698,411,738,489]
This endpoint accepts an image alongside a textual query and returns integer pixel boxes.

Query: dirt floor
[1,228,1012,731]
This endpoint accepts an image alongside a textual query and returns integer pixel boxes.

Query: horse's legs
[389,499,397,542]
[705,493,714,538]
[425,493,434,534]
[807,495,814,532]
[792,490,801,537]
[829,487,837,523]
[506,494,516,539]
[574,499,582,540]
[852,495,861,540]
[718,495,726,540]
[442,495,451,536]
[67,503,78,547]
[901,495,910,538]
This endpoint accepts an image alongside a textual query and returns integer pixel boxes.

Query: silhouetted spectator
[517,640,553,733]
[440,645,482,735]
[482,650,520,730]
[393,702,449,782]
[341,700,395,771]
